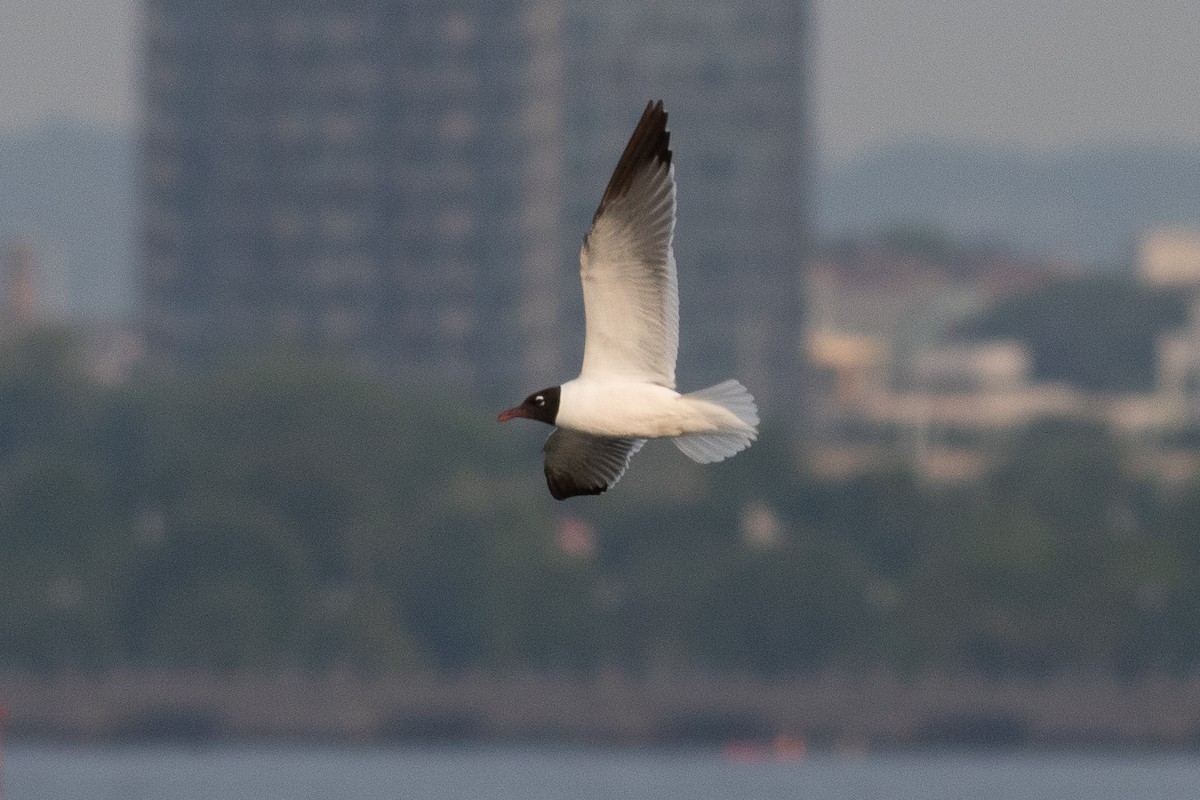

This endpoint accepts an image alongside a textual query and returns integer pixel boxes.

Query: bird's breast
[556,379,700,439]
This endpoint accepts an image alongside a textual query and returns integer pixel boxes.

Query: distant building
[141,0,814,410]
[141,0,569,396]
[802,236,1103,483]
[912,341,1030,395]
[1,234,142,384]
[3,236,40,326]
[1,236,68,327]
[1139,227,1200,287]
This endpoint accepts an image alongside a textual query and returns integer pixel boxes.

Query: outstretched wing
[578,100,679,388]
[542,428,646,500]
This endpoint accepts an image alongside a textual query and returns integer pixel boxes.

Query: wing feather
[579,101,679,388]
[543,429,646,500]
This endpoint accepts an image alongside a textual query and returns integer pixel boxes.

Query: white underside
[556,377,758,463]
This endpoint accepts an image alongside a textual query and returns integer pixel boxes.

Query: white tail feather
[673,379,759,464]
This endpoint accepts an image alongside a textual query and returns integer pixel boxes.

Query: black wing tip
[545,469,610,501]
[627,100,670,166]
[594,100,672,220]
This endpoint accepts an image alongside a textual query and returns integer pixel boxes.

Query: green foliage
[685,534,872,674]
[988,418,1126,537]
[0,329,134,668]
[1,328,1199,676]
[124,495,319,669]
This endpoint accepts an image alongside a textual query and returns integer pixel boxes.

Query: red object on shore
[722,740,771,763]
[722,734,807,764]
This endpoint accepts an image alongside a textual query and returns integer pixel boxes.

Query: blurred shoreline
[4,670,1200,750]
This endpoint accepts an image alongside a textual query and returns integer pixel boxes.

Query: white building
[1139,227,1200,287]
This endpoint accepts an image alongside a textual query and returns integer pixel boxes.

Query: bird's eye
[534,395,544,405]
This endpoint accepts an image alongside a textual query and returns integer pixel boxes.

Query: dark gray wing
[542,429,647,500]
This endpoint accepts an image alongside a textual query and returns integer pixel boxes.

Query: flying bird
[499,100,758,499]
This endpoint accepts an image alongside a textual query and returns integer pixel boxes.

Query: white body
[557,378,751,440]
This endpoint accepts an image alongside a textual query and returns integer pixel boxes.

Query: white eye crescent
[534,395,544,405]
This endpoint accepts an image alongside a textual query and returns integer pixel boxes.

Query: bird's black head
[498,386,560,426]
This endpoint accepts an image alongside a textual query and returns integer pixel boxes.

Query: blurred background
[4,0,1200,792]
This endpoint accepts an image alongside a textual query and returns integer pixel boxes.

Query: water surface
[8,744,1200,800]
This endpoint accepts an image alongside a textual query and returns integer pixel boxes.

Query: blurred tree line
[3,326,1200,676]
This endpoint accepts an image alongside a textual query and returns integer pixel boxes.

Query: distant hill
[819,141,1200,269]
[0,122,134,318]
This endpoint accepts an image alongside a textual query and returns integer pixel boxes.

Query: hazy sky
[2,0,1199,163]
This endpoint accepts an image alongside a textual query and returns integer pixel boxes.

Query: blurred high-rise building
[141,0,568,395]
[141,0,810,412]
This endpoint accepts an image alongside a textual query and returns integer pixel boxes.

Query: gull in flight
[499,101,758,499]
